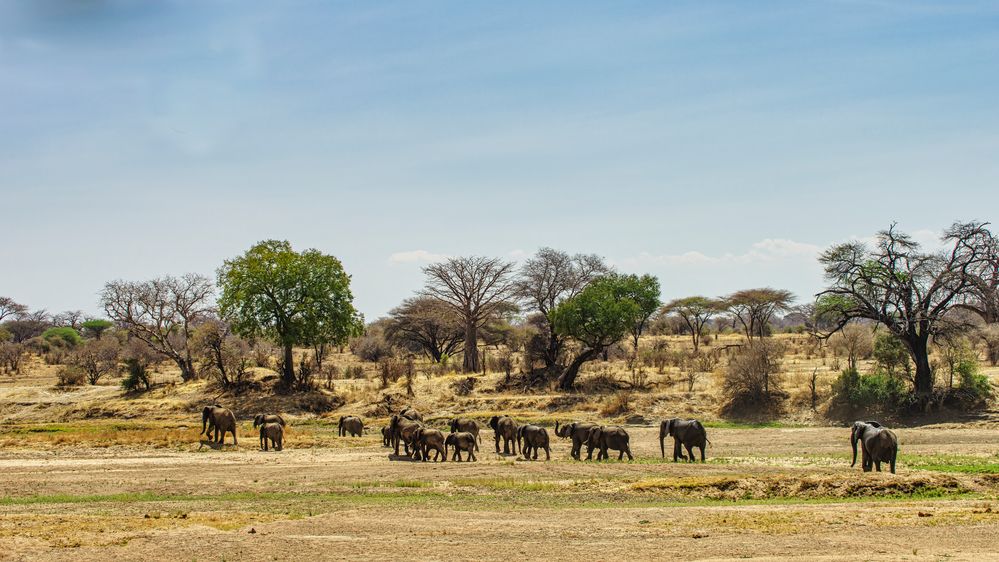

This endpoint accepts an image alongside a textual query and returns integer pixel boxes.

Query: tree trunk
[906,334,934,395]
[557,347,601,391]
[282,343,295,386]
[462,323,479,373]
[543,329,562,373]
[178,357,196,382]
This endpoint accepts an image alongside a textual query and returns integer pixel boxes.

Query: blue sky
[2,1,998,320]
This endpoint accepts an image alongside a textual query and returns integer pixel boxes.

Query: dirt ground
[2,424,999,561]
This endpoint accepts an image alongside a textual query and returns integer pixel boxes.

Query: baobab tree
[817,221,994,396]
[514,248,609,372]
[422,256,516,373]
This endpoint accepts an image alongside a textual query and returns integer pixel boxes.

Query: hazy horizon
[3,1,998,320]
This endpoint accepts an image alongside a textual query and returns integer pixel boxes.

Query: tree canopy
[662,296,723,352]
[218,240,364,386]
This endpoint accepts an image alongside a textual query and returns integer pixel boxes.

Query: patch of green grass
[451,477,562,492]
[701,421,808,429]
[901,454,999,474]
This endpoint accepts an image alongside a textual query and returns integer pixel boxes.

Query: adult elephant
[400,407,424,422]
[338,415,364,437]
[587,425,633,461]
[414,427,447,462]
[554,421,597,460]
[390,414,423,457]
[517,424,551,461]
[201,404,237,446]
[445,432,477,462]
[449,417,481,451]
[659,418,708,462]
[253,414,286,429]
[259,422,284,451]
[851,421,898,474]
[489,415,519,455]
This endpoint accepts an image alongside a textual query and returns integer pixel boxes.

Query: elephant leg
[533,447,538,460]
[684,444,694,462]
[495,436,501,454]
[700,446,705,463]
[673,440,681,462]
[544,446,550,461]
[875,461,882,472]
[232,429,238,446]
[618,449,624,460]
[626,446,633,461]
[469,449,477,462]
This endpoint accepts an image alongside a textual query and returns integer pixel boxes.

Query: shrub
[600,391,632,417]
[720,340,787,417]
[191,320,252,389]
[872,333,911,379]
[952,358,993,405]
[56,366,86,387]
[121,358,151,392]
[0,342,28,375]
[831,367,910,414]
[0,327,12,343]
[42,327,81,348]
[69,338,121,385]
[345,364,366,379]
[452,376,477,396]
[350,331,394,362]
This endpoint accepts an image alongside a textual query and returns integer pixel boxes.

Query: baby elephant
[338,415,364,437]
[517,424,551,461]
[259,422,284,451]
[414,427,447,462]
[445,432,478,462]
[381,425,392,447]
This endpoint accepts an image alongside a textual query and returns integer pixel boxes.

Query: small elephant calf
[259,422,284,451]
[445,432,477,462]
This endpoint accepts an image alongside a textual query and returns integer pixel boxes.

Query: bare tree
[0,297,28,322]
[422,256,516,373]
[514,248,609,372]
[101,274,214,381]
[662,296,722,353]
[817,221,993,395]
[723,288,795,341]
[953,228,999,323]
[384,296,464,363]
[829,322,874,371]
[53,310,85,330]
[69,338,121,385]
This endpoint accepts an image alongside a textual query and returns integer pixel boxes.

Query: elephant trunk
[201,408,209,435]
[850,427,859,467]
[659,421,667,459]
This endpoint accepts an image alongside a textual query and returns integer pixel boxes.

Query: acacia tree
[218,240,364,387]
[422,256,516,373]
[662,296,721,353]
[384,296,464,362]
[101,274,214,381]
[551,274,648,390]
[0,297,27,322]
[817,222,993,395]
[622,274,662,355]
[514,248,610,372]
[724,288,795,341]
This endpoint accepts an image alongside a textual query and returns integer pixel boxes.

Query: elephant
[390,414,423,457]
[400,407,424,422]
[253,414,285,429]
[201,404,237,446]
[587,425,633,461]
[449,417,481,451]
[259,422,283,451]
[659,418,708,462]
[489,415,519,455]
[338,415,364,437]
[414,427,447,462]
[445,432,478,462]
[851,421,898,473]
[554,421,598,460]
[381,425,392,447]
[517,424,551,461]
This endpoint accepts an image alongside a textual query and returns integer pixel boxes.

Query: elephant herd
[199,403,900,474]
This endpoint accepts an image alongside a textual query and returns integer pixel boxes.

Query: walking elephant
[259,422,284,451]
[390,414,423,457]
[445,432,478,462]
[201,404,237,446]
[851,421,898,473]
[659,418,708,462]
[554,421,597,460]
[400,407,424,422]
[253,414,285,428]
[414,427,447,462]
[587,425,633,461]
[338,415,364,437]
[449,417,481,451]
[381,425,392,447]
[489,415,519,455]
[517,424,551,461]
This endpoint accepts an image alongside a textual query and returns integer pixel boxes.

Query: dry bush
[344,364,367,379]
[978,324,999,366]
[829,324,874,370]
[720,340,787,417]
[600,391,632,417]
[452,376,477,396]
[56,365,86,387]
[69,337,121,385]
[0,342,27,375]
[323,364,340,390]
[251,343,275,369]
[378,358,404,388]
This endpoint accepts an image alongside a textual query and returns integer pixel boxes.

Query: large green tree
[551,274,650,390]
[217,240,364,386]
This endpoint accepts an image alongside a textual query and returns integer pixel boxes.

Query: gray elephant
[390,413,423,457]
[400,407,424,422]
[449,417,481,451]
[338,415,364,437]
[414,427,447,462]
[381,425,392,447]
[445,432,478,462]
[659,418,708,462]
[554,421,598,460]
[259,422,283,451]
[253,414,286,429]
[489,415,519,455]
[851,421,898,473]
[587,425,633,461]
[517,424,551,461]
[201,404,237,445]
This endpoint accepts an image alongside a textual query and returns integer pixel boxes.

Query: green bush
[954,358,992,402]
[121,358,151,392]
[831,367,911,413]
[42,327,81,348]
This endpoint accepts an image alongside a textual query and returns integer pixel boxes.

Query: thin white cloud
[387,249,450,264]
[618,238,822,268]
